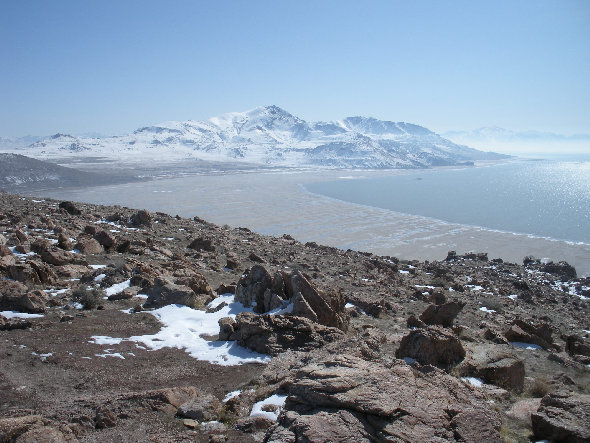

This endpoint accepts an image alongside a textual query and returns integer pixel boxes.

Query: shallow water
[306,160,590,244]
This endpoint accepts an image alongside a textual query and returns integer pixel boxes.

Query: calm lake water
[306,160,590,244]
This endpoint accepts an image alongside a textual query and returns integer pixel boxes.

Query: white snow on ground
[511,342,543,350]
[398,270,410,274]
[89,264,107,270]
[95,352,125,359]
[104,279,131,297]
[104,294,271,365]
[250,394,287,421]
[90,336,124,345]
[414,285,435,289]
[136,294,148,299]
[479,307,496,313]
[94,274,106,282]
[461,377,485,388]
[44,288,69,296]
[465,285,484,291]
[223,390,243,402]
[508,294,518,300]
[129,295,270,365]
[1,311,44,319]
[267,302,294,315]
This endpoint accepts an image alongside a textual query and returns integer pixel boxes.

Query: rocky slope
[0,191,589,442]
[7,106,507,168]
[0,154,143,192]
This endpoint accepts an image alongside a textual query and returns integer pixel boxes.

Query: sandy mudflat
[31,168,590,277]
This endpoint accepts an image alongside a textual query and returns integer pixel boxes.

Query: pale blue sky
[1,0,589,137]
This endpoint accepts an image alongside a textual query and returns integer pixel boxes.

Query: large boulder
[532,391,590,442]
[219,312,344,356]
[418,300,465,327]
[265,355,500,442]
[1,281,47,313]
[130,209,152,226]
[395,326,466,366]
[40,247,86,266]
[566,334,590,362]
[284,270,347,330]
[0,415,77,442]
[94,230,116,249]
[59,200,82,215]
[74,236,104,254]
[143,281,199,309]
[473,353,525,392]
[187,237,215,252]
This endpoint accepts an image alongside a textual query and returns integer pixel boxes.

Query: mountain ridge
[4,106,508,169]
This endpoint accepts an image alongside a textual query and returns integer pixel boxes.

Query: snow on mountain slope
[7,106,508,168]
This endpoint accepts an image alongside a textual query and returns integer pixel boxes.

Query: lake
[306,160,590,244]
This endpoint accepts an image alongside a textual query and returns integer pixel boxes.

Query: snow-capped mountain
[8,106,507,168]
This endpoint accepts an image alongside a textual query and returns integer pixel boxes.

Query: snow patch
[0,311,44,319]
[511,342,543,350]
[250,394,287,421]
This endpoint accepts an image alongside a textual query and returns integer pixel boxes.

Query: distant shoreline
[23,164,590,277]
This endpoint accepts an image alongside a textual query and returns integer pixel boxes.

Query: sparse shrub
[529,376,551,398]
[72,286,104,310]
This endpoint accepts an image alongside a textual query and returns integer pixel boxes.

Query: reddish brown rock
[94,230,116,248]
[265,355,500,442]
[418,300,465,327]
[395,326,466,366]
[221,312,344,356]
[74,236,103,254]
[532,391,590,442]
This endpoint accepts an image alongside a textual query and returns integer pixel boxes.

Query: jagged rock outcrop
[235,265,348,330]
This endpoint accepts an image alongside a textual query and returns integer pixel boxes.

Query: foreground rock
[532,391,590,442]
[264,354,501,442]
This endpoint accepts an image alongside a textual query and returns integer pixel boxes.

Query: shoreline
[25,166,590,277]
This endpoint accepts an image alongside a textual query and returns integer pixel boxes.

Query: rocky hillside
[0,191,589,442]
[0,154,142,192]
[9,106,507,168]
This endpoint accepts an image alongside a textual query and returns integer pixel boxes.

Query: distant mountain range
[1,106,508,169]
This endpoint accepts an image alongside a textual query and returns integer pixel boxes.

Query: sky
[1,0,589,139]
